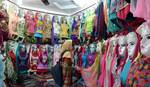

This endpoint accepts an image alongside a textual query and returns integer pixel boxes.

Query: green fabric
[106,0,120,33]
[85,13,94,34]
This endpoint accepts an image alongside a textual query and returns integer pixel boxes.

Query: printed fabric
[126,57,150,87]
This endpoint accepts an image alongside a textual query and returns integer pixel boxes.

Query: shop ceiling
[9,0,97,16]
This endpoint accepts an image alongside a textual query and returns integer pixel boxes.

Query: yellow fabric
[85,13,94,34]
[134,53,142,62]
[43,23,52,38]
[60,23,68,38]
[36,20,43,34]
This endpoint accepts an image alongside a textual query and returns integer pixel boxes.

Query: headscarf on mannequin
[125,21,150,87]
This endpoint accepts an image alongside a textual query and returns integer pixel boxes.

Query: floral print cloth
[126,57,150,87]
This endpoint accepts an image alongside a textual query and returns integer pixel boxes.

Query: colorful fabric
[117,4,130,20]
[36,20,43,33]
[25,13,35,35]
[43,22,52,38]
[60,23,68,38]
[17,18,25,37]
[80,54,100,87]
[8,11,18,36]
[87,53,97,68]
[119,59,131,86]
[85,13,94,34]
[53,22,60,36]
[62,57,72,87]
[126,57,150,87]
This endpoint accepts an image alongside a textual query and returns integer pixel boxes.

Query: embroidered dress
[17,18,26,38]
[43,22,52,38]
[60,23,69,38]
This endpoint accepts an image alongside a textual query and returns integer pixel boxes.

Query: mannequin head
[126,32,138,58]
[137,22,150,57]
[90,43,96,53]
[118,35,127,57]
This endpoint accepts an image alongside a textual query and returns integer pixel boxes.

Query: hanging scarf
[99,39,110,87]
[51,16,55,45]
[79,54,100,87]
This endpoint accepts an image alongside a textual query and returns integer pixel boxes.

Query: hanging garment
[79,14,86,41]
[47,45,53,69]
[96,1,108,40]
[79,54,100,87]
[53,22,60,37]
[117,4,130,20]
[37,45,49,74]
[25,15,35,35]
[29,45,40,72]
[131,0,150,21]
[53,45,61,66]
[86,53,97,68]
[16,44,29,74]
[99,40,110,87]
[34,20,44,38]
[126,56,150,87]
[85,13,94,35]
[43,21,52,38]
[60,23,69,38]
[8,12,18,36]
[119,58,131,86]
[17,18,26,38]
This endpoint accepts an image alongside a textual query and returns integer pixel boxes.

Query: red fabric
[109,43,119,87]
[98,39,110,87]
[8,50,16,63]
[117,5,130,20]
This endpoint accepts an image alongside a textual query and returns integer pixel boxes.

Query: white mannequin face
[139,28,150,57]
[127,32,138,58]
[118,36,127,56]
[136,22,150,57]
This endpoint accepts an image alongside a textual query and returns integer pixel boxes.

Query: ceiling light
[41,0,49,5]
